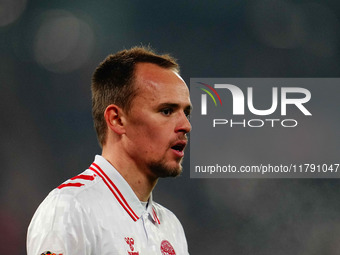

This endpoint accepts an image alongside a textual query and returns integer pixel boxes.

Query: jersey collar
[89,155,160,224]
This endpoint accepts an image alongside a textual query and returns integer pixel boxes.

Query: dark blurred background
[1,0,340,254]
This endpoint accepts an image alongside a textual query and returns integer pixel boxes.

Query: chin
[149,162,183,178]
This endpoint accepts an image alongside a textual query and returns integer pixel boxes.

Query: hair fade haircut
[91,46,179,147]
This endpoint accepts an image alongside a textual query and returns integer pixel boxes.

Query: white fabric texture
[27,155,189,255]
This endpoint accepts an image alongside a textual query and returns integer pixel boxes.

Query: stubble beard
[148,158,183,178]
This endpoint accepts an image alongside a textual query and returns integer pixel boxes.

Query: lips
[170,140,187,157]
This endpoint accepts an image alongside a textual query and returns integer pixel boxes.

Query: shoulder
[55,169,100,196]
[152,201,185,230]
[153,201,178,218]
[27,170,102,255]
[29,169,104,231]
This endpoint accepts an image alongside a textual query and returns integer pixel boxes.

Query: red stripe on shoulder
[71,174,95,181]
[58,182,84,189]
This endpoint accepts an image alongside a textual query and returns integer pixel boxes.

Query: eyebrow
[158,103,192,113]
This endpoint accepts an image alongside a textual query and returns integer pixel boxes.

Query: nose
[175,111,192,134]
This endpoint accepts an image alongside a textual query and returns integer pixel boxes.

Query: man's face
[123,63,192,178]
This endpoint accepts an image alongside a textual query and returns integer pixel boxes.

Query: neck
[102,147,158,202]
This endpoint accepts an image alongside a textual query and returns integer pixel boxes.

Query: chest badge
[40,251,62,255]
[125,237,139,255]
[160,240,176,255]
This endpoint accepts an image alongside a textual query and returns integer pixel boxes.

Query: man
[27,47,192,255]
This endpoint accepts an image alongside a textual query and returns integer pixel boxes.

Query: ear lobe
[104,104,126,135]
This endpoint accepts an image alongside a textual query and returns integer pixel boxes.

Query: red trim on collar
[89,163,139,222]
[152,207,161,224]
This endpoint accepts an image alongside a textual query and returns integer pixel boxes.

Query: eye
[184,109,191,120]
[161,108,173,116]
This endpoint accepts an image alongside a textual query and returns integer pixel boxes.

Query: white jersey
[27,155,189,255]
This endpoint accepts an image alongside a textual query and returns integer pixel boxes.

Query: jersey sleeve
[27,192,97,255]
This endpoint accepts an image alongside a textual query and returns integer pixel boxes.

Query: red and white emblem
[40,251,63,255]
[125,237,139,255]
[160,240,176,255]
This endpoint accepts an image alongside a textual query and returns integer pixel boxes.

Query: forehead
[133,63,190,105]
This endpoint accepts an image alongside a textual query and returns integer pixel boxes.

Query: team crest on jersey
[160,240,176,255]
[125,237,139,255]
[40,251,62,255]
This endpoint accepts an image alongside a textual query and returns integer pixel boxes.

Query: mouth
[170,141,187,157]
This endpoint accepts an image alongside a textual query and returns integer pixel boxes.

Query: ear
[104,104,126,135]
